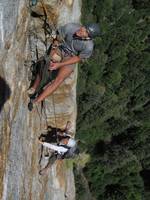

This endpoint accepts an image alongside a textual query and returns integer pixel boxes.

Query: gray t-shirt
[58,23,94,59]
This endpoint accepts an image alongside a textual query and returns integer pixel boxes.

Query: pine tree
[76,0,150,199]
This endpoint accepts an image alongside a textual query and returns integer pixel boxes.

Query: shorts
[50,45,76,70]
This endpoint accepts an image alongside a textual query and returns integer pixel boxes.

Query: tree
[76,0,150,199]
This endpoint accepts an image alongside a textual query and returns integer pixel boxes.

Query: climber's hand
[49,62,61,71]
[38,139,44,144]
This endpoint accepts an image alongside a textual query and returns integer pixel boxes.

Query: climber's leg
[32,74,41,89]
[34,65,74,103]
[65,121,72,132]
[39,154,57,175]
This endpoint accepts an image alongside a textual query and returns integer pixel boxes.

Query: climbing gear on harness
[59,44,76,56]
[41,0,57,39]
[85,23,100,38]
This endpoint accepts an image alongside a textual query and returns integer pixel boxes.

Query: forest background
[76,0,150,199]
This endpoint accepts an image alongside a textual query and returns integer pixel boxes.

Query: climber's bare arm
[50,56,81,70]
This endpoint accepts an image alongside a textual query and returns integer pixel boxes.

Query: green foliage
[76,0,150,199]
[85,146,143,200]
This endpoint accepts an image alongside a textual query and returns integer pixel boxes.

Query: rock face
[0,0,81,199]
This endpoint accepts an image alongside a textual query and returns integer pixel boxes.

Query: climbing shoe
[28,93,38,111]
[28,101,33,111]
[44,154,50,160]
[39,166,49,176]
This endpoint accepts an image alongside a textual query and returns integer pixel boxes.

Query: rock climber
[38,121,79,175]
[39,135,76,156]
[28,23,100,104]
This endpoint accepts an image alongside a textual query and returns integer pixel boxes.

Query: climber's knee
[58,65,74,79]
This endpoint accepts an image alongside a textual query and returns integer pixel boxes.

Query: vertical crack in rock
[0,0,81,199]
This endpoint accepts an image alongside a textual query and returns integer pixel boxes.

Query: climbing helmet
[85,23,100,38]
[67,138,76,148]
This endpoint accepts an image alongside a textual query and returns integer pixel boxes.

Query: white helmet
[67,138,76,148]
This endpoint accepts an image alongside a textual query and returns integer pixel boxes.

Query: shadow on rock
[39,126,66,143]
[0,76,11,112]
